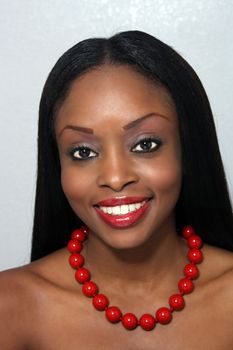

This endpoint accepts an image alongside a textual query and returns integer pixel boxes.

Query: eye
[131,137,161,153]
[69,146,98,160]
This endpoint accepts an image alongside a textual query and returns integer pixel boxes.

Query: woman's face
[55,65,182,249]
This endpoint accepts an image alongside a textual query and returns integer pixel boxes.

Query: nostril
[96,164,140,191]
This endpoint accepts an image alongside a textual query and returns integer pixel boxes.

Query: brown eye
[131,138,161,153]
[70,146,98,160]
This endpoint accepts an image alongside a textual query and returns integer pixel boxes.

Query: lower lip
[94,201,151,228]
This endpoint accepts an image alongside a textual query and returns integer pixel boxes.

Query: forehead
[55,65,177,132]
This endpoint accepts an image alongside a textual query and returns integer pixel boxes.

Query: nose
[96,152,139,192]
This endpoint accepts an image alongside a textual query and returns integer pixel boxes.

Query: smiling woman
[55,66,182,249]
[0,30,233,349]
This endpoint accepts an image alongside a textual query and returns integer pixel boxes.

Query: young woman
[0,30,233,349]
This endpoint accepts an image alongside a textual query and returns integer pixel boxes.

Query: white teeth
[99,201,146,216]
[129,204,136,212]
[112,206,121,215]
[107,207,112,214]
[120,205,128,215]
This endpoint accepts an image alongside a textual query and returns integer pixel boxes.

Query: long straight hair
[31,30,233,261]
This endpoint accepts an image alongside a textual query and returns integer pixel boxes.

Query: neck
[84,219,186,288]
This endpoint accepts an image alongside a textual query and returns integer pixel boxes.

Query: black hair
[31,30,233,261]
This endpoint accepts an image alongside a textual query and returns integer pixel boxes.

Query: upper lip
[95,196,151,207]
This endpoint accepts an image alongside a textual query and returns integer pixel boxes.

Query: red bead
[106,306,122,323]
[169,294,185,310]
[182,226,195,239]
[139,314,156,331]
[71,229,87,242]
[187,248,203,264]
[82,281,98,297]
[187,235,202,249]
[67,239,82,253]
[156,307,172,324]
[178,277,194,294]
[184,263,199,279]
[122,313,138,330]
[79,226,89,236]
[69,253,85,269]
[75,267,91,283]
[92,294,109,311]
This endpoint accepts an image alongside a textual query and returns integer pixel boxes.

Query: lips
[96,196,149,206]
[94,197,151,228]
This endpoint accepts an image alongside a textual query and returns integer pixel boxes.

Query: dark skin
[0,65,233,349]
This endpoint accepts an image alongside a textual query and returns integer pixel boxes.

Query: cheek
[141,155,182,195]
[156,166,182,194]
[61,167,90,203]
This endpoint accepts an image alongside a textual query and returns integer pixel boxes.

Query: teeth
[129,204,135,212]
[107,207,112,214]
[112,206,121,215]
[99,201,146,216]
[120,205,128,215]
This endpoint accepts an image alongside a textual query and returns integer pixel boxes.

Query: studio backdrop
[0,0,232,270]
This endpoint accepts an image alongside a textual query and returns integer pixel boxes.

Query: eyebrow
[123,112,170,130]
[58,125,93,138]
[58,112,169,138]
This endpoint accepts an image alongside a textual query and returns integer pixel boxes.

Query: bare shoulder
[200,244,233,315]
[0,248,73,302]
[202,243,233,278]
[0,265,37,349]
[0,248,72,349]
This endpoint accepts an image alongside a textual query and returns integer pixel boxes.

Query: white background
[0,0,232,270]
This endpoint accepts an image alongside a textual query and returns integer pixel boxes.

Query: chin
[98,228,153,251]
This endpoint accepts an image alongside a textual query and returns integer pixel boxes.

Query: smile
[94,197,151,228]
[99,201,146,215]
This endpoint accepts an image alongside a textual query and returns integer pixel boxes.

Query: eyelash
[130,137,162,153]
[68,137,162,161]
[69,146,98,161]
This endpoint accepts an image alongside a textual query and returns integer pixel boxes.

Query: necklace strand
[67,225,203,331]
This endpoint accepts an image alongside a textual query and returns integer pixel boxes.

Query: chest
[30,295,232,350]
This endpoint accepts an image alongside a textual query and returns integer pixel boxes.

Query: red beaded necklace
[68,225,203,331]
